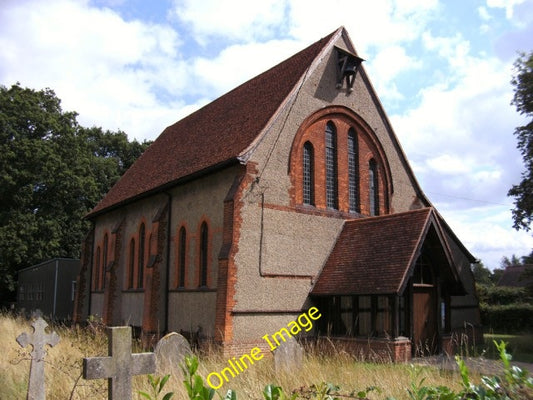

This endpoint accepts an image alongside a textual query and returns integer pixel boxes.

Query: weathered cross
[16,316,60,400]
[83,326,156,400]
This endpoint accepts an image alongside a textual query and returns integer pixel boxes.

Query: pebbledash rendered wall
[220,32,425,352]
[166,166,241,338]
[89,192,169,327]
[87,165,238,338]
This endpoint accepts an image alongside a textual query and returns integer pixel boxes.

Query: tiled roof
[497,265,533,287]
[87,29,339,218]
[311,208,434,296]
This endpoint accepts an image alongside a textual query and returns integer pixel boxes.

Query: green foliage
[263,384,297,400]
[180,344,532,400]
[139,374,174,400]
[390,341,533,400]
[471,262,493,285]
[508,51,533,232]
[481,303,533,333]
[0,83,151,302]
[222,390,238,400]
[476,284,528,305]
[181,355,215,400]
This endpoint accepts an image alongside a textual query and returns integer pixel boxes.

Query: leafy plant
[181,355,216,400]
[263,384,298,400]
[390,341,533,400]
[221,389,238,400]
[138,374,174,400]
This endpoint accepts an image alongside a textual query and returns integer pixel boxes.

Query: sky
[1,0,532,269]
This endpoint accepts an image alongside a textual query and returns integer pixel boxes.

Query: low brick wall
[305,337,412,362]
[442,325,484,356]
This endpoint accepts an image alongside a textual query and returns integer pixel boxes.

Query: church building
[73,27,481,361]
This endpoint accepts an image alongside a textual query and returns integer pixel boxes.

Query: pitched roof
[497,265,533,287]
[312,208,441,296]
[87,29,339,218]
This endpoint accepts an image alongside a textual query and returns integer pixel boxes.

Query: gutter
[86,158,241,220]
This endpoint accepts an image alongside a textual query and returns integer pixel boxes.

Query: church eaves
[311,208,467,296]
[87,29,340,218]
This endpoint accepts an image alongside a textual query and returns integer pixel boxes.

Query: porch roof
[311,208,461,296]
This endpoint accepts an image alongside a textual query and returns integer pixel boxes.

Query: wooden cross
[83,326,156,400]
[16,317,60,400]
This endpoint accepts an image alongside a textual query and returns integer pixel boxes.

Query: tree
[0,83,151,303]
[500,254,522,268]
[508,51,533,231]
[471,262,493,285]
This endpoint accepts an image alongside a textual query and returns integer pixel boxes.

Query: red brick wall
[215,165,251,344]
[315,337,412,362]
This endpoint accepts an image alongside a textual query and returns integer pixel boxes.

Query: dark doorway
[413,285,438,356]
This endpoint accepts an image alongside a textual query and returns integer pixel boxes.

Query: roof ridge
[87,28,341,218]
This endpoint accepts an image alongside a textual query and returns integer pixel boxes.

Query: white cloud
[366,46,422,101]
[440,206,533,269]
[169,0,288,43]
[478,6,493,21]
[287,0,439,55]
[0,0,186,140]
[390,45,524,228]
[486,0,527,20]
[189,39,304,95]
[0,0,530,267]
[426,154,472,175]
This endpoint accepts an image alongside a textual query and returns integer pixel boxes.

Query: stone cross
[83,326,156,400]
[16,317,60,400]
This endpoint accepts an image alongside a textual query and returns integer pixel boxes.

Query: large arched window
[199,222,208,287]
[325,122,338,209]
[178,226,187,288]
[128,238,135,289]
[289,107,391,215]
[348,129,359,213]
[369,159,379,216]
[303,141,315,205]
[138,223,145,289]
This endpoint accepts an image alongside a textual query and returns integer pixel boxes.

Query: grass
[1,312,529,399]
[483,333,533,363]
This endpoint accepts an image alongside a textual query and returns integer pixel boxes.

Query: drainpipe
[87,222,96,320]
[53,259,59,318]
[164,192,172,334]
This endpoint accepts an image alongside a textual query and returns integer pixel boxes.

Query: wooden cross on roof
[83,326,156,400]
[16,316,60,400]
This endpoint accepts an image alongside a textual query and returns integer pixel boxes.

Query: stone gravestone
[83,326,156,400]
[16,316,60,400]
[274,336,304,374]
[154,332,192,376]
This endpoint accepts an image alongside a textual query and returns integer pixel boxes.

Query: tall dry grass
[1,312,467,399]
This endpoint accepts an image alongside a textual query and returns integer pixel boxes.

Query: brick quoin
[141,204,168,348]
[103,220,124,326]
[73,229,94,324]
[215,164,255,349]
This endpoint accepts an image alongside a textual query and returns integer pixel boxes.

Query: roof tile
[88,30,338,217]
[311,208,432,295]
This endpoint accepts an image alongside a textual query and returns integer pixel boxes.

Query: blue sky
[1,0,532,269]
